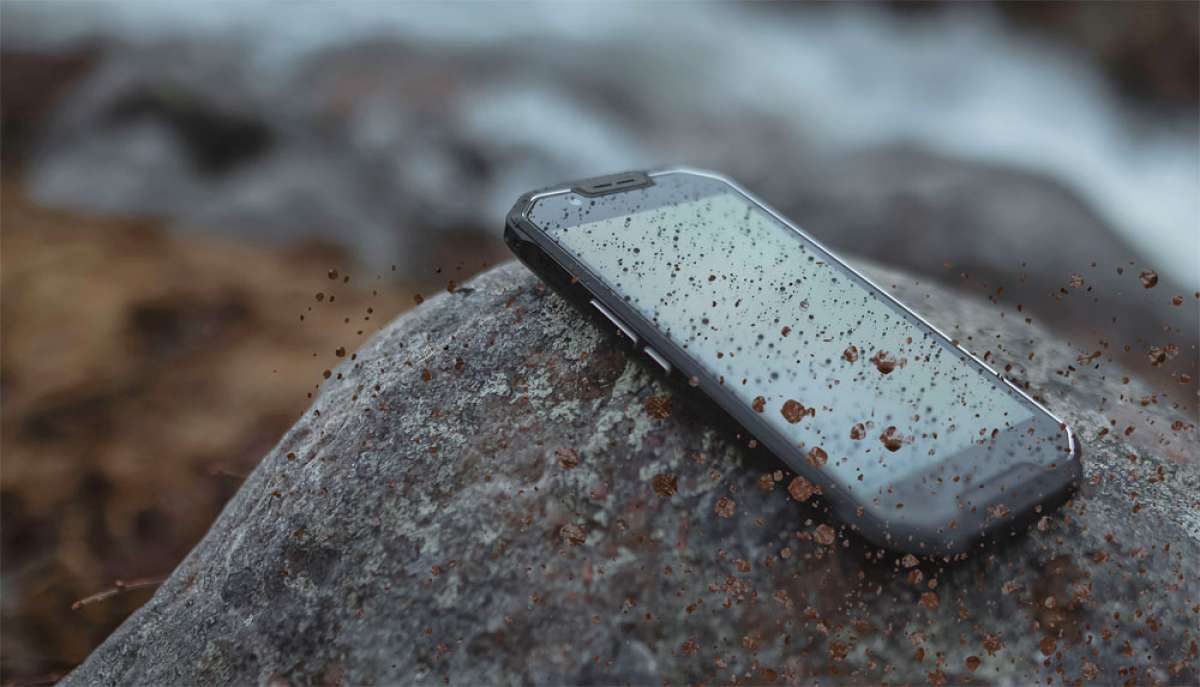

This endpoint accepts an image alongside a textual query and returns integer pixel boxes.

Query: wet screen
[532,185,1073,543]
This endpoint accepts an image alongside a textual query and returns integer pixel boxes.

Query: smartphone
[505,168,1081,555]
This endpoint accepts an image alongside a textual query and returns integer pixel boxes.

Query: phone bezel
[506,167,1081,554]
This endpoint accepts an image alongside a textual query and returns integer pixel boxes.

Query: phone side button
[643,346,672,374]
[589,299,638,345]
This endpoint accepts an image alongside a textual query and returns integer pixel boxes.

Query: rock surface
[66,260,1198,686]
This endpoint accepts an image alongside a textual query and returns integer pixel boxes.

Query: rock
[65,260,1198,686]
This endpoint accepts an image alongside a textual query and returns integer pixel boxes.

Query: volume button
[589,299,638,345]
[643,346,672,374]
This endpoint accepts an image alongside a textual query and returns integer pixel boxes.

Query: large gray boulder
[66,260,1198,686]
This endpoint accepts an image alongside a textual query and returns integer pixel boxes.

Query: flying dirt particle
[652,473,678,497]
[560,523,587,546]
[806,446,828,467]
[447,280,458,293]
[413,294,424,305]
[1039,636,1056,656]
[1172,295,1184,306]
[1147,344,1178,367]
[981,634,1003,655]
[850,422,866,440]
[919,591,939,609]
[315,292,325,302]
[328,269,339,280]
[1139,270,1158,289]
[842,345,859,363]
[879,426,904,451]
[644,395,672,419]
[556,448,580,469]
[752,396,766,413]
[1181,374,1193,384]
[1076,351,1100,365]
[322,369,331,379]
[901,554,919,568]
[788,476,820,502]
[1068,273,1084,289]
[715,496,737,518]
[1081,661,1099,681]
[707,274,716,282]
[814,524,836,545]
[679,638,699,656]
[335,347,346,358]
[988,503,1011,519]
[965,656,981,672]
[781,326,791,337]
[780,399,809,423]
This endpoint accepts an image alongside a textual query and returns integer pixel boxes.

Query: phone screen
[533,187,1068,510]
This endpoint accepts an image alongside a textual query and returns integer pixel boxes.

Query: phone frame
[506,167,1082,555]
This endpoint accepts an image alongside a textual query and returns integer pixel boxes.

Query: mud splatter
[556,448,580,470]
[787,476,820,502]
[879,426,904,451]
[715,496,737,518]
[871,350,898,375]
[644,395,672,419]
[842,345,859,363]
[813,524,836,545]
[652,473,678,498]
[780,399,809,423]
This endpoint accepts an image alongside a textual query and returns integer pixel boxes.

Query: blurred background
[1,1,1197,683]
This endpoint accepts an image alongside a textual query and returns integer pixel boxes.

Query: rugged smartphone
[505,168,1081,555]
